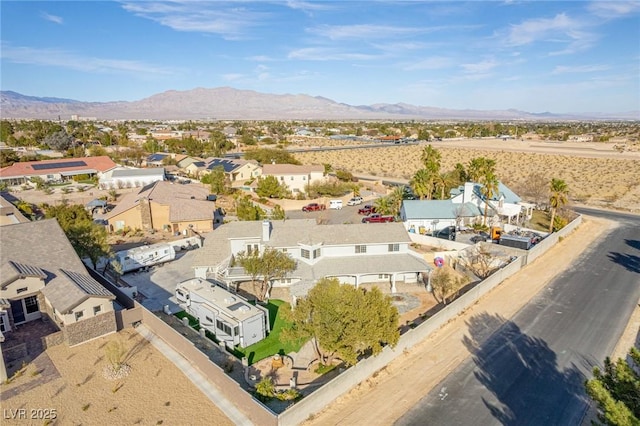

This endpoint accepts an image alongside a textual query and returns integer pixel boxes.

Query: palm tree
[389,186,406,217]
[410,168,433,200]
[548,178,569,232]
[374,196,394,216]
[420,145,441,174]
[467,157,496,183]
[481,172,499,226]
[434,172,453,200]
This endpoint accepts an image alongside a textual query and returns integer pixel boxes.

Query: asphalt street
[396,211,640,426]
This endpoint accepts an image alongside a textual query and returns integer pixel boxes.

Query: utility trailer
[115,242,176,273]
[499,234,532,250]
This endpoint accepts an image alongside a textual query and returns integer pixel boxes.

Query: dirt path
[305,217,622,425]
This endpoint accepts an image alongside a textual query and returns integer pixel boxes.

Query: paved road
[396,211,640,426]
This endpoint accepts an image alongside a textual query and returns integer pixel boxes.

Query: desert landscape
[0,329,234,426]
[293,138,640,212]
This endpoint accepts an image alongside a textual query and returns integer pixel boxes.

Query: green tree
[548,178,569,232]
[236,196,266,221]
[43,130,75,151]
[585,347,640,425]
[14,200,33,218]
[236,247,296,301]
[421,144,441,175]
[256,175,287,199]
[374,195,395,216]
[430,267,467,305]
[281,278,400,366]
[206,166,228,195]
[209,130,235,157]
[45,204,111,269]
[244,148,301,165]
[271,204,286,220]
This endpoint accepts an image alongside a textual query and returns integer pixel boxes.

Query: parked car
[470,232,490,244]
[362,214,394,223]
[358,204,376,215]
[347,196,363,206]
[434,226,457,241]
[329,199,343,210]
[302,203,326,212]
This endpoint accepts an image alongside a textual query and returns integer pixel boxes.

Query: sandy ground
[0,329,234,426]
[303,216,633,425]
[294,139,640,212]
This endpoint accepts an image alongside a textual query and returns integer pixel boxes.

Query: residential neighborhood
[0,117,638,425]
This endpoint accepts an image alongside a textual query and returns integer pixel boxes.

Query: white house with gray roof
[192,219,431,302]
[400,181,528,233]
[0,219,116,349]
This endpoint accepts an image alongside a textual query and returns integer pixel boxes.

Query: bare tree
[459,244,499,279]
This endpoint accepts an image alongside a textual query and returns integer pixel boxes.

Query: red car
[361,214,394,223]
[358,204,376,215]
[302,203,326,212]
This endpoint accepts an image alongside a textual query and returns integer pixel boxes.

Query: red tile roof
[0,156,117,178]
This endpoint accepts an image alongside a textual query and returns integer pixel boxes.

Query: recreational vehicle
[175,278,269,347]
[115,242,176,273]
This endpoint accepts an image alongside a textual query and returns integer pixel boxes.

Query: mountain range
[1,87,637,121]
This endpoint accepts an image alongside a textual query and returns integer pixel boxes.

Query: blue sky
[1,1,639,113]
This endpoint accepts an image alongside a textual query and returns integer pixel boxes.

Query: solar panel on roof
[32,160,88,170]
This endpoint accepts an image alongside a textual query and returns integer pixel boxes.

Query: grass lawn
[239,299,307,365]
[528,210,551,232]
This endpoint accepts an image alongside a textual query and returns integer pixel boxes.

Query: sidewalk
[136,324,254,426]
[305,217,620,425]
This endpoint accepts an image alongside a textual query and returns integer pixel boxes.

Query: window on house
[25,295,39,314]
[378,274,390,279]
[280,176,284,181]
[93,305,102,315]
[302,176,306,180]
[246,244,259,255]
[313,248,321,259]
[301,249,310,259]
[75,310,84,321]
[388,243,400,252]
[0,314,6,333]
[281,248,288,253]
[216,319,232,335]
[17,287,28,294]
[290,176,294,180]
[234,326,239,336]
[205,316,213,323]
[355,245,367,254]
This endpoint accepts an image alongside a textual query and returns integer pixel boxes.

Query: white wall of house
[59,298,114,326]
[1,277,45,299]
[231,164,262,182]
[404,219,457,234]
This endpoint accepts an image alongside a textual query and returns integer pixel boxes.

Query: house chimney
[463,182,475,204]
[262,220,271,242]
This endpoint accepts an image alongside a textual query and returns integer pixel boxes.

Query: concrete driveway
[120,249,200,313]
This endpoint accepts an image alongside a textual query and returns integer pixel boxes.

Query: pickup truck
[361,214,394,223]
[358,204,376,215]
[302,203,326,212]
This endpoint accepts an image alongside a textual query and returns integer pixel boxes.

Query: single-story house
[191,219,432,302]
[176,278,269,347]
[261,164,324,194]
[104,180,216,234]
[99,167,166,189]
[0,156,117,186]
[185,158,262,186]
[0,219,117,379]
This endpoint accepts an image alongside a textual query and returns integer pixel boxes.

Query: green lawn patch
[239,299,307,365]
[529,210,551,232]
[174,311,200,329]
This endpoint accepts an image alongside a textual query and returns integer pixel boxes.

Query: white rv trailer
[115,242,176,273]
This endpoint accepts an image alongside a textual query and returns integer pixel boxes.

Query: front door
[10,299,25,324]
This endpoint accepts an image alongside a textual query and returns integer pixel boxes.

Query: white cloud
[0,43,177,76]
[403,56,454,71]
[40,11,63,24]
[587,1,640,19]
[461,59,499,74]
[308,24,425,40]
[288,47,380,61]
[505,13,581,46]
[120,2,270,40]
[552,64,610,74]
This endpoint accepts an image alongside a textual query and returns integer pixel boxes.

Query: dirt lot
[294,138,640,212]
[0,328,234,426]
